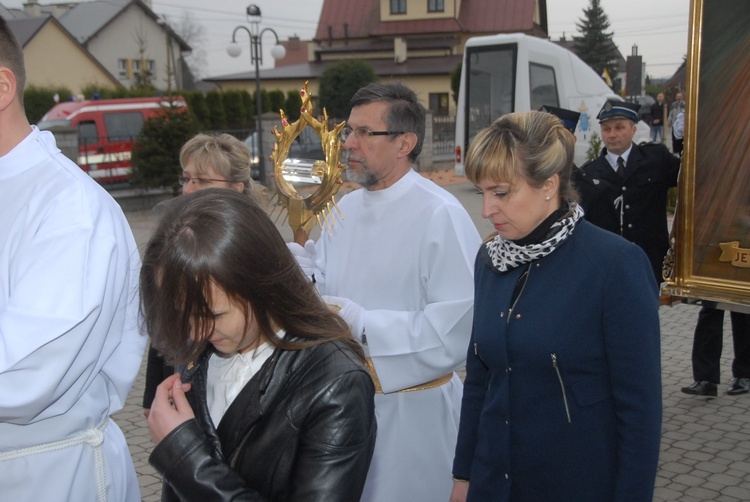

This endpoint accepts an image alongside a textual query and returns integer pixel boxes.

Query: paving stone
[685,486,723,499]
[693,461,730,474]
[673,472,710,485]
[684,450,717,462]
[707,472,744,486]
[729,461,750,474]
[722,484,750,499]
[717,450,747,462]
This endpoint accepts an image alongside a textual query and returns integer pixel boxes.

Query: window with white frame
[428,0,444,12]
[117,59,128,79]
[429,93,450,115]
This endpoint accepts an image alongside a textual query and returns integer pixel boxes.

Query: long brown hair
[140,189,361,364]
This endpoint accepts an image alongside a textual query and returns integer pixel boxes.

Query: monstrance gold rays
[269,82,346,245]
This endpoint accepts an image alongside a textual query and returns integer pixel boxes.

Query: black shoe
[727,378,750,395]
[681,380,718,396]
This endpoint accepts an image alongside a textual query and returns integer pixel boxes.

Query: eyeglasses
[340,126,405,142]
[178,176,229,186]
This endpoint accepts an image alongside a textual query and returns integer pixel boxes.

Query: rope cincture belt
[365,357,452,394]
[0,417,110,502]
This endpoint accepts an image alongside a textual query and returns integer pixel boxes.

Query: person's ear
[544,174,559,197]
[0,67,17,112]
[396,132,418,159]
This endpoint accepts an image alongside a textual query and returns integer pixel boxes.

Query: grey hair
[350,82,425,163]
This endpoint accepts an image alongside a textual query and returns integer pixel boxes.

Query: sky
[3,0,691,79]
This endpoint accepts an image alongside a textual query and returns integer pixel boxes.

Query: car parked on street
[632,94,657,123]
[242,132,262,180]
[244,127,326,183]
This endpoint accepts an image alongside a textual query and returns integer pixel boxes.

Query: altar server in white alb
[288,82,481,501]
[0,17,145,501]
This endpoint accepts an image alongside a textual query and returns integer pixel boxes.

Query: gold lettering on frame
[719,242,750,268]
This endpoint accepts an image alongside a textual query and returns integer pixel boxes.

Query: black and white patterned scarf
[484,202,584,273]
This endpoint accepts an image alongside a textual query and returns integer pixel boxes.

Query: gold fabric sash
[365,357,452,394]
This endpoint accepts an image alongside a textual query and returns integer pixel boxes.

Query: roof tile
[315,0,539,40]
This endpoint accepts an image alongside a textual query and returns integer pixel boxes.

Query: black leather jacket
[149,338,376,501]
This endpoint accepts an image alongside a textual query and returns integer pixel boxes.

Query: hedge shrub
[24,85,72,124]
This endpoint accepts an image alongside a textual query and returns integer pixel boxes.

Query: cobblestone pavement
[116,177,750,502]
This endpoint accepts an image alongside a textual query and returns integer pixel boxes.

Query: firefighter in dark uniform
[537,105,626,243]
[576,100,681,285]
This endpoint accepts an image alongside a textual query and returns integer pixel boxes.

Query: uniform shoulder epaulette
[579,158,599,171]
[638,141,669,151]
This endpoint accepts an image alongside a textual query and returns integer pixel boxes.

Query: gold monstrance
[269,82,346,245]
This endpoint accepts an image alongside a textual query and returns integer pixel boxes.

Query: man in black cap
[576,99,681,285]
[539,105,618,258]
[540,105,580,135]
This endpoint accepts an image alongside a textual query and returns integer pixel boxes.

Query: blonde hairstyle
[180,133,265,202]
[465,111,579,203]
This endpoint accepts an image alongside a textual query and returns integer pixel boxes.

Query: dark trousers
[691,305,750,383]
[672,133,684,156]
[142,346,175,409]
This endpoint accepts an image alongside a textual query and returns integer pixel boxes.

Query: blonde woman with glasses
[143,133,266,416]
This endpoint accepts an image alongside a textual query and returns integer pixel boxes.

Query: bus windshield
[464,44,517,154]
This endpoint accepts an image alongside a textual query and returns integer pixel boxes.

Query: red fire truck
[38,96,187,184]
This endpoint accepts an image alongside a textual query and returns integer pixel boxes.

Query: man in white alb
[0,17,145,501]
[288,82,481,501]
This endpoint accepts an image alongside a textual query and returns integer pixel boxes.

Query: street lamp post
[227,5,286,185]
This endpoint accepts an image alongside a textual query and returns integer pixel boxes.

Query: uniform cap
[539,105,581,134]
[596,99,640,123]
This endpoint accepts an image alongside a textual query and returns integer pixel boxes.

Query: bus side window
[103,112,145,142]
[78,121,98,148]
[529,63,559,111]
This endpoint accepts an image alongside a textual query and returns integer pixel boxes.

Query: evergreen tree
[205,90,227,129]
[240,91,255,125]
[319,60,377,120]
[284,89,302,121]
[183,91,210,130]
[223,90,248,130]
[252,89,272,115]
[450,62,462,105]
[130,106,199,190]
[268,90,286,115]
[573,0,619,86]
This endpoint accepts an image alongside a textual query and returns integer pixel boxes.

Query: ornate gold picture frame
[664,0,750,310]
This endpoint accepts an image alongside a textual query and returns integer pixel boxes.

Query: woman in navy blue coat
[451,111,662,502]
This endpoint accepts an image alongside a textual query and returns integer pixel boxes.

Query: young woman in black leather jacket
[141,189,377,501]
